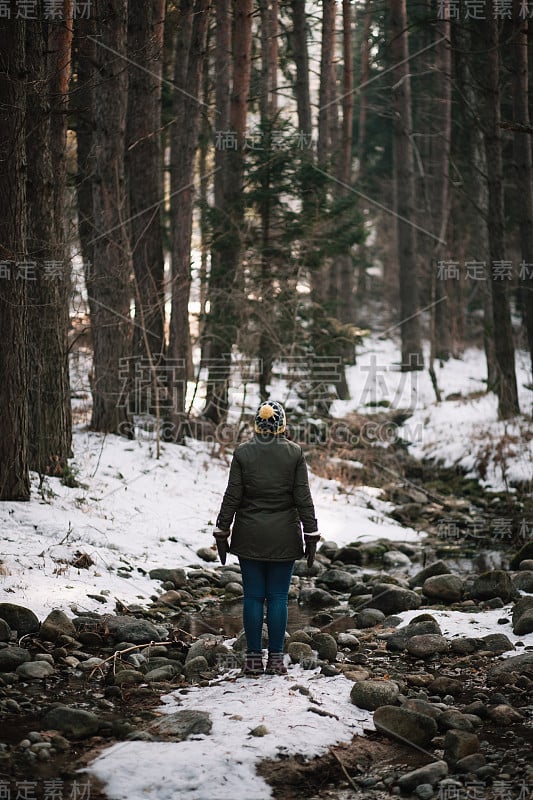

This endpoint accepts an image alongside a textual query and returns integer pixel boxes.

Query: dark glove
[304,532,320,568]
[213,528,230,565]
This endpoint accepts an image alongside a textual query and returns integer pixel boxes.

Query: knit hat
[254,401,286,435]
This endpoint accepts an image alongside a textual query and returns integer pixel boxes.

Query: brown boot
[242,651,264,676]
[265,652,287,675]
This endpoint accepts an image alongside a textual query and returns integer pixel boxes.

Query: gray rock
[298,587,336,608]
[406,634,449,659]
[154,591,183,608]
[386,618,442,652]
[310,633,337,661]
[332,546,363,565]
[0,619,10,642]
[289,630,313,645]
[512,570,533,593]
[337,633,360,650]
[233,624,268,652]
[487,704,523,724]
[455,754,486,773]
[438,710,474,732]
[113,670,144,686]
[196,547,218,562]
[368,584,421,615]
[443,730,479,764]
[469,570,514,603]
[509,540,533,570]
[519,559,533,570]
[185,637,220,666]
[0,604,40,636]
[42,706,101,739]
[427,676,462,696]
[224,582,243,595]
[184,656,209,678]
[397,762,448,793]
[144,665,179,682]
[16,661,55,680]
[402,699,442,720]
[217,571,242,586]
[105,616,167,644]
[422,574,463,604]
[288,642,315,666]
[0,647,32,672]
[415,784,434,800]
[450,637,480,655]
[408,560,450,589]
[373,706,437,748]
[353,609,386,628]
[318,569,359,592]
[489,652,533,679]
[149,710,212,740]
[148,568,187,588]
[383,550,411,567]
[40,610,76,642]
[512,596,533,636]
[350,680,400,710]
[480,633,514,654]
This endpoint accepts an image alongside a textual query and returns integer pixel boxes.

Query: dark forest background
[0,0,532,500]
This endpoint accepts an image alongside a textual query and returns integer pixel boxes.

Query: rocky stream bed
[1,453,533,800]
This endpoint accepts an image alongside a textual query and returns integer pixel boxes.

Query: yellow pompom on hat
[254,401,286,434]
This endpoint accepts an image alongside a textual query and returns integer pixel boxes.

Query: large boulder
[489,653,533,681]
[422,574,464,604]
[104,616,167,644]
[512,596,533,636]
[0,646,32,672]
[318,569,359,592]
[373,706,437,748]
[40,610,77,642]
[148,710,212,740]
[350,680,400,711]
[0,604,39,636]
[512,571,533,593]
[397,761,448,792]
[469,570,514,603]
[408,560,450,589]
[42,706,101,739]
[509,540,533,570]
[367,584,421,615]
[406,634,449,659]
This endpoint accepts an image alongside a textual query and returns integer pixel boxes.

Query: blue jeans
[238,557,294,653]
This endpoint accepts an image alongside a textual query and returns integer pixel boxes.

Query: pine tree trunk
[432,15,452,362]
[126,0,166,364]
[453,19,495,377]
[169,0,210,438]
[511,1,533,382]
[0,20,30,500]
[356,0,371,298]
[26,6,73,477]
[390,0,423,370]
[477,14,519,418]
[204,0,253,424]
[86,0,133,434]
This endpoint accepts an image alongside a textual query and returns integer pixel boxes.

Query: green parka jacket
[216,434,318,561]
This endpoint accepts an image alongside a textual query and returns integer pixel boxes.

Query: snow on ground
[88,605,533,800]
[0,426,421,620]
[2,336,533,800]
[89,666,373,800]
[331,337,533,492]
[396,606,533,656]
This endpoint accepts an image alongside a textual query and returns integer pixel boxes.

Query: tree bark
[511,0,533,382]
[126,0,166,364]
[169,0,210,437]
[26,6,73,476]
[203,0,253,424]
[477,13,519,418]
[86,0,133,434]
[0,19,30,500]
[389,0,423,370]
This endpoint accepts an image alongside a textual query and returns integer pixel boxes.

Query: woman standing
[214,401,320,676]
